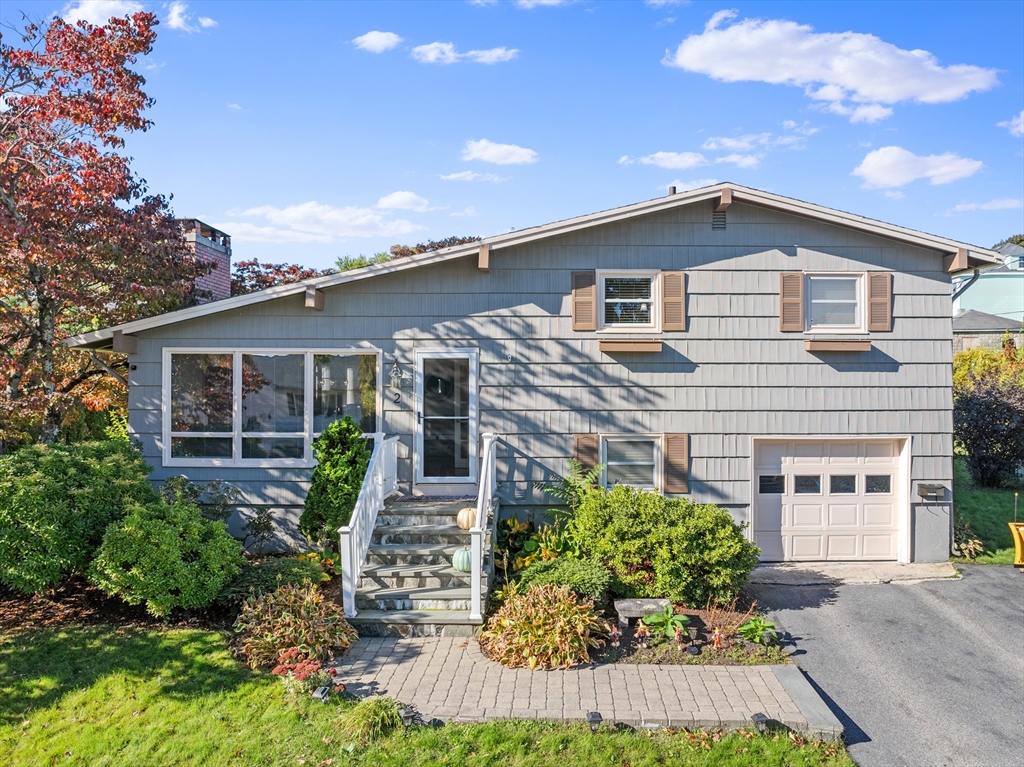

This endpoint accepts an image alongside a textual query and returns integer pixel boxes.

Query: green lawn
[0,626,853,767]
[953,457,1022,565]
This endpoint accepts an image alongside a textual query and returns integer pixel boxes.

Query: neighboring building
[952,309,1024,352]
[953,241,1024,323]
[180,219,232,302]
[69,183,1002,568]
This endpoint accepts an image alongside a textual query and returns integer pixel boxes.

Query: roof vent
[668,185,677,196]
[712,210,726,230]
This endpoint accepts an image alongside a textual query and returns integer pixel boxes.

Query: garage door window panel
[794,475,822,494]
[759,475,785,494]
[866,475,892,494]
[830,475,857,494]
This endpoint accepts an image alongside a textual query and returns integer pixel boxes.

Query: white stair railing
[470,433,499,621]
[339,433,400,618]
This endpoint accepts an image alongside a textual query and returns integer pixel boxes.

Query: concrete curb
[771,665,845,742]
[750,562,960,586]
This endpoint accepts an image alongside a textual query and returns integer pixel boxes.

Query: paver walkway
[330,637,812,732]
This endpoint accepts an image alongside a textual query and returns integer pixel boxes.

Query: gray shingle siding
[126,199,955,560]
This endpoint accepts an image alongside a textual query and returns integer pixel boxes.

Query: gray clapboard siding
[127,199,956,560]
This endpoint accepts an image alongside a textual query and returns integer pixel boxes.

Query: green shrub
[233,583,358,668]
[515,558,613,610]
[568,485,760,606]
[300,417,371,544]
[0,441,157,594]
[478,584,609,670]
[218,557,327,608]
[89,499,244,617]
[159,475,240,522]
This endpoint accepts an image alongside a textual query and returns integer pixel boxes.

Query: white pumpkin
[456,506,477,530]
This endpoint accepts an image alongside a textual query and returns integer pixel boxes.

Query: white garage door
[754,440,900,561]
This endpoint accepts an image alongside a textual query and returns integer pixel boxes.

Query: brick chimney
[180,219,232,302]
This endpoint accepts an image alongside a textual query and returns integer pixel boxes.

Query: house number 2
[393,391,401,403]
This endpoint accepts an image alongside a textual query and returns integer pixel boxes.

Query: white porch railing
[339,433,400,618]
[470,433,500,621]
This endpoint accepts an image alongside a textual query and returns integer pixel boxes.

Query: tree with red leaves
[231,260,333,296]
[1,12,207,445]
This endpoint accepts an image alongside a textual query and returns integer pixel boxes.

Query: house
[953,241,1024,323]
[953,309,1023,352]
[67,183,1001,634]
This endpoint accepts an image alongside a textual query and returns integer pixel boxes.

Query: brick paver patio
[330,637,809,731]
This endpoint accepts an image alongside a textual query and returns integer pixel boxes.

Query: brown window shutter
[663,434,689,494]
[867,272,893,332]
[574,434,599,472]
[571,271,597,331]
[662,271,686,331]
[779,272,804,332]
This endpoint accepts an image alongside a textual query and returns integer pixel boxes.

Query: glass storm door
[415,350,477,483]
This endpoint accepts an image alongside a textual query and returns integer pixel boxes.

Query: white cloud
[848,104,894,124]
[465,47,519,64]
[715,153,760,169]
[852,146,983,189]
[353,31,403,53]
[469,0,498,6]
[451,206,478,217]
[165,2,214,33]
[229,201,423,242]
[664,11,998,123]
[462,138,538,165]
[702,133,771,151]
[214,222,334,245]
[439,171,507,182]
[998,110,1024,137]
[645,0,691,6]
[946,198,1023,215]
[884,191,905,200]
[226,103,242,110]
[782,120,820,136]
[62,0,143,26]
[664,178,718,192]
[376,190,430,212]
[618,151,708,170]
[412,42,518,65]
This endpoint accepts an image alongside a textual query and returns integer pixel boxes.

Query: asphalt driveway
[748,565,1024,767]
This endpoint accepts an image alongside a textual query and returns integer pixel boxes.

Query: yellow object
[1009,523,1024,567]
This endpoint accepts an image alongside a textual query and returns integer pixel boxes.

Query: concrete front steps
[347,499,491,637]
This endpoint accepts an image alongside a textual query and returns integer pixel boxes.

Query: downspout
[952,269,980,302]
[950,268,979,554]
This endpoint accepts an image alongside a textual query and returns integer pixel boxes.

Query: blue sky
[6,0,1024,269]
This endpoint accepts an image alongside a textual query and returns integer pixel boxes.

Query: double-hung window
[598,271,659,331]
[807,275,863,331]
[165,349,379,466]
[603,436,659,490]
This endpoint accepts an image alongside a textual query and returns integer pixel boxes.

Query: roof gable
[67,182,1004,350]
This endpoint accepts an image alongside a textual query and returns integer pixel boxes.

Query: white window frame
[596,270,661,333]
[162,347,381,468]
[805,272,866,334]
[601,434,662,491]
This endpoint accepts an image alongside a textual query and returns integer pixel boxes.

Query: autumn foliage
[230,259,333,296]
[1,12,207,444]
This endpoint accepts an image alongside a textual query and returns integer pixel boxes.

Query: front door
[414,350,478,484]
